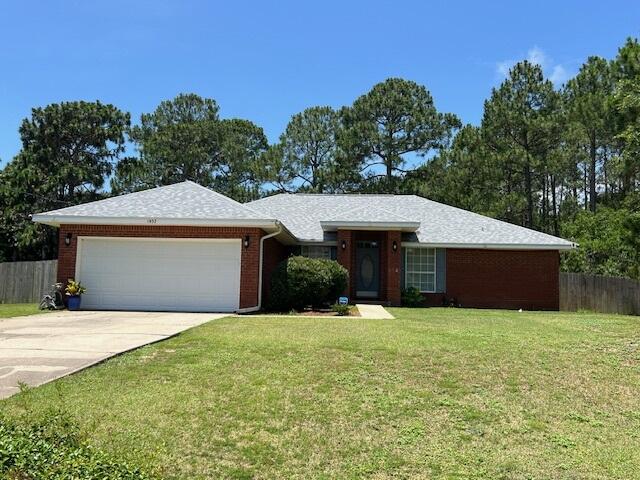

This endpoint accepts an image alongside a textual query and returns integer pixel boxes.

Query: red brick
[445,249,559,310]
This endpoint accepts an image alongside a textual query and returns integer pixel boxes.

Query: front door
[356,241,380,299]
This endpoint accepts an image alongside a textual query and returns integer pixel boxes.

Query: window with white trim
[405,247,436,292]
[300,245,332,259]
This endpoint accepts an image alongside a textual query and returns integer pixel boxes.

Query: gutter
[400,241,577,251]
[236,221,283,314]
[30,214,278,229]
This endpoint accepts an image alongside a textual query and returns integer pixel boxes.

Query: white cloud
[495,46,572,86]
[526,46,548,67]
[549,64,570,85]
[496,60,512,78]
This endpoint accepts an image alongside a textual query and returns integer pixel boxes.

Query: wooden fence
[0,260,58,304]
[560,272,640,316]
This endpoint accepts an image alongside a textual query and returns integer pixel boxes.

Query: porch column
[385,231,402,306]
[336,230,354,299]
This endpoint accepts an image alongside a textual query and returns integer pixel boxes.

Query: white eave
[31,214,278,230]
[400,241,577,251]
[320,220,420,232]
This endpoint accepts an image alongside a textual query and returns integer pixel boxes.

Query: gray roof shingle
[33,181,274,222]
[247,193,574,248]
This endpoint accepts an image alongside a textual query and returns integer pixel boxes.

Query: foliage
[401,286,425,307]
[331,303,351,316]
[564,56,615,212]
[0,410,151,479]
[112,93,267,201]
[268,256,348,311]
[0,101,129,261]
[65,279,86,296]
[561,207,640,278]
[263,106,355,193]
[480,61,561,229]
[340,77,460,192]
[613,38,640,194]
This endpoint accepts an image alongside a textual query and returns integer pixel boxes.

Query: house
[32,181,575,313]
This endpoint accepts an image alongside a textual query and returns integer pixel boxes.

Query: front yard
[2,308,639,479]
[0,303,41,318]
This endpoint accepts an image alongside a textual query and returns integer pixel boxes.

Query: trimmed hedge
[268,256,348,311]
[0,410,151,479]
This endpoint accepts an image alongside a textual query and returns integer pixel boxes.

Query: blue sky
[1,0,638,167]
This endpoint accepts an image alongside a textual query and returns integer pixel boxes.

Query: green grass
[0,303,42,318]
[3,308,640,479]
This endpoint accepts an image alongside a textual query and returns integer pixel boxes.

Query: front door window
[356,241,379,298]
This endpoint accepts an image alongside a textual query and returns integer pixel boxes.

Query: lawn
[0,303,42,318]
[2,308,639,479]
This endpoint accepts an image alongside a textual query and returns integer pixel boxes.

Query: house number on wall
[147,218,158,224]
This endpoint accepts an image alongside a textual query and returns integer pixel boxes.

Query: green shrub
[331,303,351,316]
[268,256,348,311]
[0,409,151,479]
[320,259,349,301]
[401,287,424,307]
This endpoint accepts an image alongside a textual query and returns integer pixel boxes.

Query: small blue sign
[338,296,349,305]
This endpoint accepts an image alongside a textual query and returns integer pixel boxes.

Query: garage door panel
[77,238,242,312]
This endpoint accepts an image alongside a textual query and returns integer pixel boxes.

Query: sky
[1,0,639,167]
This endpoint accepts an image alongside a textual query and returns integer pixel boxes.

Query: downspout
[236,221,283,314]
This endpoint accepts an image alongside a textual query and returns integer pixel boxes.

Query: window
[300,245,333,259]
[405,248,436,292]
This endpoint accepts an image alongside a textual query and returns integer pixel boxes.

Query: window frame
[404,247,437,293]
[300,245,333,260]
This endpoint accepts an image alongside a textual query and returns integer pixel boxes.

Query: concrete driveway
[0,310,226,399]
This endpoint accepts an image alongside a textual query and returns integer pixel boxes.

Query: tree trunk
[551,174,559,237]
[541,173,548,232]
[583,165,588,210]
[524,156,534,228]
[589,133,597,212]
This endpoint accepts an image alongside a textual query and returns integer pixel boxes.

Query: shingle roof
[33,181,275,224]
[247,193,574,248]
[32,183,575,249]
[322,205,415,224]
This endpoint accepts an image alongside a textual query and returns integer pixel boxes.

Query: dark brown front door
[355,240,379,299]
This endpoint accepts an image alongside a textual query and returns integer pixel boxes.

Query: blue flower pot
[67,295,82,311]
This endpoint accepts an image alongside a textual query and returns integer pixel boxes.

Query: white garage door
[76,237,242,312]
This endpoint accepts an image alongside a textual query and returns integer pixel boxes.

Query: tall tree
[263,106,352,193]
[113,93,267,200]
[563,56,615,212]
[481,61,560,228]
[114,93,220,192]
[0,101,129,260]
[613,38,640,195]
[341,78,460,192]
[403,125,505,218]
[212,118,268,202]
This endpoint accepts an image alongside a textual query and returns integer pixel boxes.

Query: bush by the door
[268,256,348,311]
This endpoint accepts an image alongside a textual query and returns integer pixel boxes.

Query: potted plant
[65,279,86,311]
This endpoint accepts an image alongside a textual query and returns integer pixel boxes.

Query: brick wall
[261,236,288,306]
[57,224,265,309]
[336,230,354,298]
[445,249,560,310]
[385,231,402,306]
